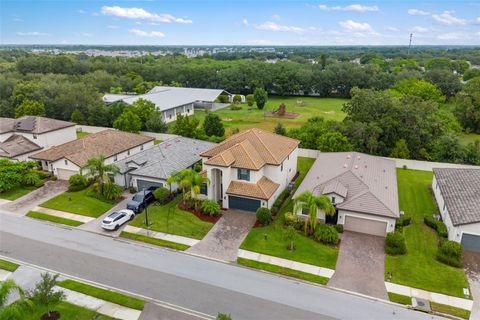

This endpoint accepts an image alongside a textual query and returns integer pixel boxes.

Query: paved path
[0,214,445,320]
[0,199,11,206]
[124,226,199,247]
[0,180,68,215]
[464,251,480,320]
[328,231,388,300]
[187,210,256,261]
[33,206,94,223]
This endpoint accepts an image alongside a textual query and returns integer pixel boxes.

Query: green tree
[316,132,352,152]
[245,94,254,107]
[83,155,119,195]
[27,273,65,319]
[167,169,208,208]
[390,139,410,159]
[204,113,225,137]
[130,98,156,130]
[293,191,335,235]
[425,69,461,98]
[426,57,452,71]
[253,88,268,110]
[113,110,142,133]
[320,54,327,70]
[454,77,480,133]
[15,99,45,118]
[172,114,200,138]
[392,78,444,102]
[274,123,287,136]
[70,109,86,124]
[463,69,480,81]
[0,280,31,320]
[145,111,168,133]
[434,134,465,163]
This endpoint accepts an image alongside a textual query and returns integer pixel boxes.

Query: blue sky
[2,1,479,45]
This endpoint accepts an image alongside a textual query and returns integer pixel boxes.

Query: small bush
[22,172,41,186]
[424,216,448,238]
[230,104,242,111]
[194,163,202,172]
[51,176,57,181]
[153,187,170,204]
[201,200,221,216]
[233,95,242,104]
[34,179,45,188]
[397,215,412,227]
[385,231,407,255]
[102,182,123,200]
[284,212,303,230]
[34,170,50,179]
[437,240,463,267]
[334,224,344,233]
[216,313,232,320]
[68,174,88,191]
[256,207,272,226]
[313,224,339,245]
[128,186,137,194]
[217,95,229,103]
[271,189,290,214]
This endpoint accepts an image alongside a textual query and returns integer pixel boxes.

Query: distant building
[103,86,229,123]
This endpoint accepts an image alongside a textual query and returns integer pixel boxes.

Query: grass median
[0,258,19,272]
[120,231,189,251]
[26,211,83,227]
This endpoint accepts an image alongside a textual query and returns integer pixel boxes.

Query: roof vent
[347,155,351,159]
[354,165,358,169]
[365,165,367,168]
[357,156,361,160]
[343,163,347,168]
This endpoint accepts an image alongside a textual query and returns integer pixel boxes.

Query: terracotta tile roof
[0,116,74,134]
[0,134,42,158]
[201,128,299,170]
[226,176,279,200]
[30,129,153,167]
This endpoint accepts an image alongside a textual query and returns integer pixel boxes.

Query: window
[200,183,208,195]
[127,150,130,156]
[169,114,172,119]
[331,196,336,204]
[187,108,190,113]
[140,145,144,151]
[33,134,37,139]
[237,169,250,181]
[64,160,68,165]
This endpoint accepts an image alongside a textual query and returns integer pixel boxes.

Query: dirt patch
[178,202,222,223]
[263,112,299,119]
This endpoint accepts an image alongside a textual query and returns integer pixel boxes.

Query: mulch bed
[263,112,299,119]
[41,311,60,320]
[252,213,278,228]
[178,202,222,223]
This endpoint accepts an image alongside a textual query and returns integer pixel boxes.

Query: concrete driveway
[464,251,480,320]
[0,180,68,216]
[187,210,256,262]
[328,231,388,300]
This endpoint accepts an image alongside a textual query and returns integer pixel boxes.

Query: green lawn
[154,139,162,145]
[58,279,145,310]
[385,169,469,298]
[0,258,19,272]
[431,302,471,319]
[120,231,190,251]
[76,131,90,139]
[40,188,117,218]
[26,211,83,227]
[178,97,348,135]
[240,157,339,270]
[129,196,213,240]
[238,258,329,285]
[24,301,112,320]
[388,292,411,305]
[0,185,37,201]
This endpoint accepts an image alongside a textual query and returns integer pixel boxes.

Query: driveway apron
[464,251,480,320]
[187,210,256,262]
[328,231,388,300]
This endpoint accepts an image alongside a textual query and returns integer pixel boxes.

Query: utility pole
[407,33,413,55]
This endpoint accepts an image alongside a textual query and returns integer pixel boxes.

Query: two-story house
[199,128,299,212]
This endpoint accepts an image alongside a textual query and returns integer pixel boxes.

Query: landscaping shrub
[334,224,344,233]
[68,174,88,192]
[256,207,272,226]
[397,215,412,227]
[437,240,463,268]
[284,212,302,230]
[246,94,254,107]
[313,224,339,245]
[424,216,448,238]
[194,163,202,172]
[51,176,57,181]
[271,189,290,214]
[233,95,242,104]
[34,170,50,180]
[101,182,123,200]
[201,200,221,216]
[153,187,170,204]
[34,179,45,188]
[230,104,242,111]
[217,95,229,103]
[128,186,137,194]
[385,231,407,255]
[22,171,41,186]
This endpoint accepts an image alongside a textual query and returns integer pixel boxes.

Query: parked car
[101,209,135,231]
[126,190,155,213]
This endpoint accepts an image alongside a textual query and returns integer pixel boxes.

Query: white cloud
[408,9,430,16]
[77,9,86,14]
[272,14,281,20]
[432,11,467,25]
[106,25,119,29]
[437,32,469,40]
[101,6,192,24]
[339,20,372,31]
[476,17,480,24]
[77,32,94,37]
[411,26,429,33]
[255,21,305,33]
[12,17,22,22]
[317,4,379,12]
[385,26,399,32]
[129,29,165,37]
[16,31,49,36]
[242,19,249,27]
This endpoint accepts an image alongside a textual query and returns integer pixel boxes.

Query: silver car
[101,209,135,231]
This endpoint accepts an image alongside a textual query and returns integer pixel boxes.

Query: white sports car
[101,209,135,231]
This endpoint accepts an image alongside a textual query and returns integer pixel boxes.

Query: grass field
[385,169,469,298]
[129,196,213,240]
[26,211,84,227]
[40,187,117,218]
[185,97,348,135]
[0,185,37,201]
[24,301,112,320]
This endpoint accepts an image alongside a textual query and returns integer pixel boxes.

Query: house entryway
[186,210,256,262]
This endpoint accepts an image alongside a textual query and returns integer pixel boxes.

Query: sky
[1,0,479,46]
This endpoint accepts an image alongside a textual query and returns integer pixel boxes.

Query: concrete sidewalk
[33,206,94,223]
[124,226,199,247]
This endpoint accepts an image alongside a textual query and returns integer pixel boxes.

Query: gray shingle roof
[0,116,74,134]
[433,168,480,226]
[294,152,399,218]
[117,137,216,180]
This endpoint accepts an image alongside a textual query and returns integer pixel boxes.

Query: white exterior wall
[0,132,12,142]
[432,175,480,242]
[50,158,81,177]
[338,210,396,233]
[162,103,195,123]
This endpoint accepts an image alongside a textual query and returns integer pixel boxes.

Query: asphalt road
[0,213,446,320]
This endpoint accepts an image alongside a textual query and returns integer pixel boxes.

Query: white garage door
[344,215,387,237]
[57,168,78,180]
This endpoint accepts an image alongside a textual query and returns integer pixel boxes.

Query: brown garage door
[344,215,387,237]
[57,168,78,180]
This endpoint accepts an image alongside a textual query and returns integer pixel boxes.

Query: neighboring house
[103,86,229,123]
[294,152,399,237]
[30,129,154,180]
[114,137,216,191]
[200,128,299,212]
[0,116,76,161]
[432,168,480,252]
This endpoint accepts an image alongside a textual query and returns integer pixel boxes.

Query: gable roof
[102,86,226,112]
[0,134,42,158]
[202,128,299,170]
[30,129,153,167]
[433,168,480,226]
[226,176,279,200]
[0,116,75,134]
[116,137,216,180]
[295,152,399,218]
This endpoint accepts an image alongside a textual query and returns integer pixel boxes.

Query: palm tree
[82,155,119,194]
[190,170,210,211]
[167,169,209,208]
[0,279,31,320]
[293,191,335,235]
